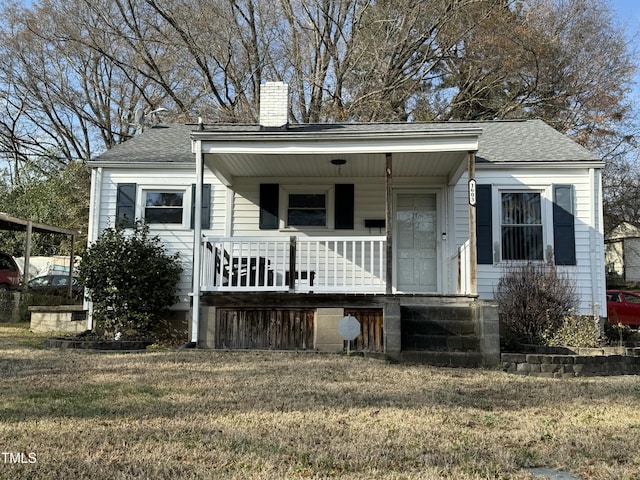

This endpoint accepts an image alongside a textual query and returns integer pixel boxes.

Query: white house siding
[230,176,385,237]
[622,239,640,281]
[453,168,606,316]
[605,240,624,277]
[92,166,225,311]
[606,238,640,282]
[605,224,640,282]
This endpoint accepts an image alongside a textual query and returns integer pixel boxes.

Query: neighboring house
[605,222,640,282]
[87,82,607,365]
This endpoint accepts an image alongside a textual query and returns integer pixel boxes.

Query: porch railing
[201,236,386,293]
[457,240,471,295]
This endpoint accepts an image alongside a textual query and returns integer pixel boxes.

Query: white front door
[395,193,438,293]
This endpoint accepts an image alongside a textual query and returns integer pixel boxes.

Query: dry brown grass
[1,323,640,479]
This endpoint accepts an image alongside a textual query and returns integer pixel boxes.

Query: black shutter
[476,184,493,264]
[116,183,136,228]
[553,184,576,265]
[259,183,279,229]
[191,184,212,229]
[335,184,355,229]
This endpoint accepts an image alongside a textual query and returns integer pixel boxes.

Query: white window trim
[137,185,192,230]
[493,186,553,264]
[279,185,335,231]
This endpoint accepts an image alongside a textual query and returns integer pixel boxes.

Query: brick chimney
[259,81,289,128]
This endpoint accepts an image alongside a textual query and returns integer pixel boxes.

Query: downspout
[85,167,102,331]
[191,139,204,345]
[590,168,605,328]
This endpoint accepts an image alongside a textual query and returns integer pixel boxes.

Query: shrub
[495,261,578,347]
[604,322,633,347]
[78,221,183,337]
[542,316,600,348]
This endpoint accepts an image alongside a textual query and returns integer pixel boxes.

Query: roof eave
[190,127,484,142]
[476,160,604,168]
[88,160,194,168]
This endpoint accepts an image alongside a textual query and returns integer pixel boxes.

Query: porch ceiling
[194,124,480,186]
[204,151,468,185]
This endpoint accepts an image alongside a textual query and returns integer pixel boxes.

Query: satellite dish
[131,107,167,134]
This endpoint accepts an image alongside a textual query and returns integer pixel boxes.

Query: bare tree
[0,0,636,170]
[437,0,635,156]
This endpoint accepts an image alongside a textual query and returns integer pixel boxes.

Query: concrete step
[402,318,477,336]
[400,304,481,353]
[401,350,485,368]
[402,333,480,352]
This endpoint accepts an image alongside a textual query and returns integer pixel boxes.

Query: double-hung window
[501,192,543,261]
[144,191,185,224]
[287,193,327,227]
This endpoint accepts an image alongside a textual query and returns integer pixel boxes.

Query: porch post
[191,139,204,344]
[23,220,32,289]
[67,234,75,299]
[468,151,478,296]
[385,153,393,295]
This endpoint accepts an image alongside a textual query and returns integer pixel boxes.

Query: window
[287,193,327,227]
[501,192,543,261]
[144,191,184,224]
[625,293,640,305]
[0,254,16,271]
[116,183,209,229]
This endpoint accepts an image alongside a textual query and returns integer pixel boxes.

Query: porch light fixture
[330,158,347,175]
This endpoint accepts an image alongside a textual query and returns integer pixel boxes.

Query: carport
[0,213,80,297]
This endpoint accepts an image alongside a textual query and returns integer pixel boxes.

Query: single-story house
[605,222,640,282]
[87,82,607,365]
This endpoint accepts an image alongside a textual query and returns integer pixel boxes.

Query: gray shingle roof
[90,119,600,165]
[92,124,196,164]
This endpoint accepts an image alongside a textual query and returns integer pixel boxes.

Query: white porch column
[191,139,204,344]
[468,151,478,296]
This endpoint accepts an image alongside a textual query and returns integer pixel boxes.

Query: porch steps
[400,304,483,367]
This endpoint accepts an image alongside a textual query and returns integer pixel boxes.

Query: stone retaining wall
[502,348,640,377]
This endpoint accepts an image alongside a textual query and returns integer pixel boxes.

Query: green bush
[77,221,183,337]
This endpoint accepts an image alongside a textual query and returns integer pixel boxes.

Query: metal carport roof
[0,213,80,296]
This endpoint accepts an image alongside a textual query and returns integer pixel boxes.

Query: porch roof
[195,122,484,185]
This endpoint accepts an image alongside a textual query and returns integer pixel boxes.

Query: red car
[607,290,640,327]
[0,252,20,290]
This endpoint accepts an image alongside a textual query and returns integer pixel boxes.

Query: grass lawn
[1,323,639,479]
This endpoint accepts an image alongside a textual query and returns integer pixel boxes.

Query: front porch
[188,115,489,364]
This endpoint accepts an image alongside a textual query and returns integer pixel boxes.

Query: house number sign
[468,179,477,206]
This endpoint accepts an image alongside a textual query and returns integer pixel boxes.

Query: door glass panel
[396,193,437,293]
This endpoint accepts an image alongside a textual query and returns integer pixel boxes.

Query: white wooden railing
[201,236,386,293]
[457,240,471,295]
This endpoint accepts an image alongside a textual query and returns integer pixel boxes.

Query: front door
[395,193,438,293]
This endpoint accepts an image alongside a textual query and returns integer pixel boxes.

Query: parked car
[27,273,82,296]
[0,252,20,290]
[606,290,640,327]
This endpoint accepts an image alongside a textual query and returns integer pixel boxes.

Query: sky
[609,0,640,99]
